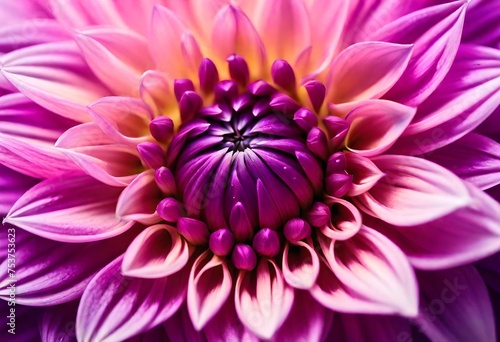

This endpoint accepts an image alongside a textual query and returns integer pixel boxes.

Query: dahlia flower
[1,0,500,341]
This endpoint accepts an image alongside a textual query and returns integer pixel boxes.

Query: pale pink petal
[0,133,77,179]
[415,266,496,342]
[0,227,137,306]
[56,123,115,148]
[344,100,416,156]
[354,155,471,226]
[344,152,385,197]
[0,1,49,26]
[4,173,134,242]
[251,0,310,62]
[188,251,232,330]
[321,196,362,240]
[273,291,333,342]
[426,133,500,190]
[326,313,411,341]
[282,239,320,289]
[0,41,110,122]
[368,182,500,270]
[235,259,294,339]
[371,1,467,106]
[391,44,500,155]
[116,170,161,225]
[326,42,413,104]
[76,255,187,342]
[122,224,190,278]
[88,96,153,147]
[320,226,418,316]
[139,70,173,115]
[75,27,153,96]
[211,5,266,78]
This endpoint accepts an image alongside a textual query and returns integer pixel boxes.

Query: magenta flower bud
[137,142,165,169]
[325,173,353,198]
[269,93,301,114]
[209,228,234,256]
[304,80,326,113]
[155,167,176,195]
[294,108,318,132]
[157,197,183,222]
[177,217,209,245]
[174,79,195,102]
[252,98,271,117]
[149,116,174,143]
[284,218,312,243]
[307,127,329,160]
[248,80,276,96]
[179,91,203,122]
[214,80,238,102]
[227,54,250,87]
[198,58,219,94]
[231,244,257,271]
[326,152,347,174]
[253,228,280,258]
[232,93,253,112]
[323,116,349,150]
[229,202,254,242]
[271,59,296,92]
[305,202,331,227]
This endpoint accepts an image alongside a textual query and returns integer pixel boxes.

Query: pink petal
[116,170,161,225]
[0,2,49,25]
[282,239,320,289]
[235,259,294,339]
[273,291,333,342]
[122,224,190,278]
[0,133,77,179]
[187,251,232,330]
[0,227,137,306]
[250,0,310,62]
[344,100,416,156]
[211,5,266,78]
[88,96,153,147]
[56,123,115,148]
[391,44,500,155]
[139,70,173,116]
[321,196,362,240]
[354,155,471,226]
[415,266,496,342]
[5,173,133,242]
[40,301,78,342]
[319,226,418,316]
[368,181,500,270]
[326,42,413,104]
[344,152,385,196]
[425,133,500,190]
[75,27,153,96]
[0,41,110,122]
[76,255,187,342]
[371,1,468,106]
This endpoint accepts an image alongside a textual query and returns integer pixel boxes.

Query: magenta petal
[354,155,471,226]
[122,224,190,278]
[187,251,232,330]
[76,255,187,342]
[40,301,78,342]
[415,266,496,342]
[235,259,294,339]
[5,173,133,242]
[0,301,41,341]
[0,165,37,214]
[368,181,500,270]
[372,1,467,106]
[344,152,384,197]
[321,196,362,241]
[320,226,418,316]
[0,227,137,306]
[163,305,206,342]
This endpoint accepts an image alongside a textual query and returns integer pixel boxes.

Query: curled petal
[354,155,471,226]
[322,196,362,240]
[320,226,418,317]
[188,251,232,330]
[5,173,133,242]
[344,100,416,156]
[122,224,190,278]
[116,170,162,225]
[326,42,413,104]
[76,255,187,342]
[139,70,173,116]
[235,259,294,339]
[344,152,384,197]
[282,239,320,289]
